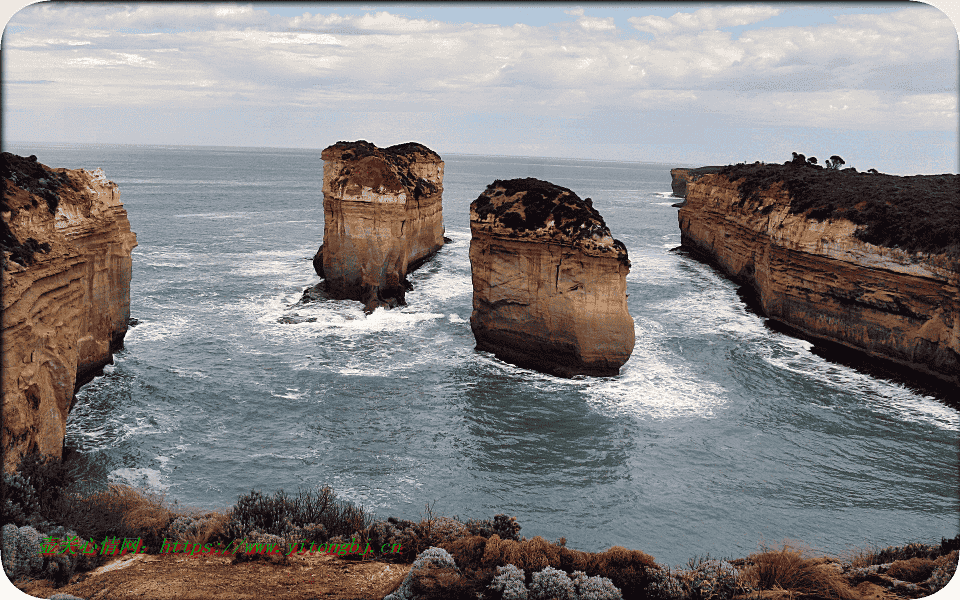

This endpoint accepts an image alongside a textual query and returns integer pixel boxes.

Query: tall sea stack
[469,178,634,377]
[313,140,445,313]
[1,152,137,472]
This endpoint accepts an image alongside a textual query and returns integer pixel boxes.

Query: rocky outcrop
[2,152,137,472]
[469,178,634,377]
[670,166,723,199]
[313,141,445,313]
[678,172,959,388]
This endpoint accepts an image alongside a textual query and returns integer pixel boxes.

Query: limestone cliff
[2,152,137,472]
[678,172,959,388]
[469,178,634,377]
[313,140,445,313]
[670,166,723,199]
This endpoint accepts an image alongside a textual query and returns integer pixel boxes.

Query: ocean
[8,142,958,567]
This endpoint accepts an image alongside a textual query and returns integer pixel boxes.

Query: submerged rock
[313,140,444,314]
[1,152,137,472]
[469,178,634,377]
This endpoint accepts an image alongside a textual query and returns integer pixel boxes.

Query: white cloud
[629,6,782,36]
[3,3,957,139]
[578,16,616,32]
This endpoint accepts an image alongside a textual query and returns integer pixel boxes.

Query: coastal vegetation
[716,156,960,257]
[2,450,957,599]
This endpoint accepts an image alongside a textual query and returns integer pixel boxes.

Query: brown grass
[180,512,232,547]
[886,557,937,583]
[65,483,177,551]
[743,542,858,600]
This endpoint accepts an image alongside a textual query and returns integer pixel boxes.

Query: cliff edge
[469,178,634,377]
[2,152,137,472]
[678,163,959,389]
[313,140,445,313]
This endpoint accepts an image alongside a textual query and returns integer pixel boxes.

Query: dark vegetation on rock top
[472,177,628,257]
[324,140,441,202]
[716,157,960,257]
[1,152,65,265]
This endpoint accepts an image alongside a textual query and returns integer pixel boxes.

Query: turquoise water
[9,142,958,567]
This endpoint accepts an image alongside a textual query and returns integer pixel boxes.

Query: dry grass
[742,542,857,600]
[65,483,177,551]
[181,512,232,547]
[886,557,937,583]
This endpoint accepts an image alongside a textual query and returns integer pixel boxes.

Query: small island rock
[469,178,635,377]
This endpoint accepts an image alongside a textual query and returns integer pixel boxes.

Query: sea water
[8,142,958,567]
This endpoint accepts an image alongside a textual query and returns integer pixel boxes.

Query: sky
[1,1,958,174]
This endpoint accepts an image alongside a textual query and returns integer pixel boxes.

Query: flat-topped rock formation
[679,161,959,389]
[469,178,634,377]
[2,152,137,472]
[313,140,445,313]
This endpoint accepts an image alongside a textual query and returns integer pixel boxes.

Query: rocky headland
[677,160,959,390]
[312,140,445,313]
[669,166,723,203]
[469,178,634,377]
[1,152,137,472]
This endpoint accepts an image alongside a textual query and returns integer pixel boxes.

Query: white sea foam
[582,317,728,420]
[125,314,190,344]
[110,467,168,490]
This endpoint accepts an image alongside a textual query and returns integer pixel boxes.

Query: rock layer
[2,153,137,472]
[469,178,634,377]
[314,141,444,313]
[678,172,959,388]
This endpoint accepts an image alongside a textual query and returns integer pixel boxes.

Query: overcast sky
[2,2,958,174]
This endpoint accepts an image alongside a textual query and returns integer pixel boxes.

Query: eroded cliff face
[2,152,137,472]
[314,140,444,313]
[670,166,723,199]
[679,173,959,388]
[469,178,634,377]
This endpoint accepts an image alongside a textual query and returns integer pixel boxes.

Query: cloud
[629,6,782,36]
[3,4,956,136]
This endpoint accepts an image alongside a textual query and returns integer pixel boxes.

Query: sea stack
[313,140,445,313]
[469,178,634,377]
[1,152,137,472]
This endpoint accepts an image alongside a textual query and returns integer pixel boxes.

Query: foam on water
[583,318,728,420]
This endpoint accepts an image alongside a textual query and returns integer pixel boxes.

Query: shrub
[647,557,746,600]
[571,570,623,600]
[368,505,469,562]
[163,512,230,548]
[1,450,83,528]
[929,550,958,593]
[587,546,659,599]
[467,514,523,541]
[489,564,529,600]
[223,486,370,548]
[385,546,460,600]
[2,524,45,581]
[231,530,289,565]
[528,565,576,600]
